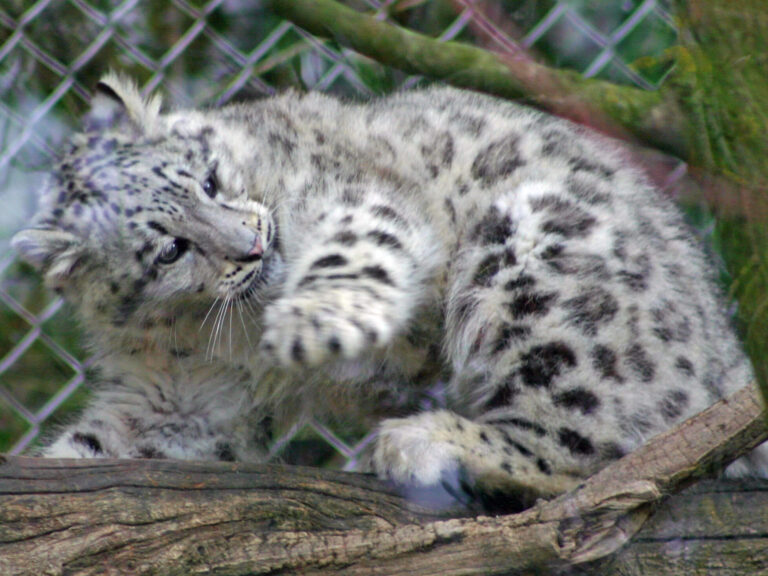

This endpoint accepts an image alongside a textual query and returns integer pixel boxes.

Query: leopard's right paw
[260,288,394,367]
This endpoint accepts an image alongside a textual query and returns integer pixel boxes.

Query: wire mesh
[0,0,677,462]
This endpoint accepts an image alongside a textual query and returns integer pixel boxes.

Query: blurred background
[0,0,681,464]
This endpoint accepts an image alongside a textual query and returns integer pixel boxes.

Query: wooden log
[0,384,765,576]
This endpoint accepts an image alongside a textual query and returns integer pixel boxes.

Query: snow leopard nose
[234,235,263,263]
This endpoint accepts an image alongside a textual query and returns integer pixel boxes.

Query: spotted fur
[13,74,767,506]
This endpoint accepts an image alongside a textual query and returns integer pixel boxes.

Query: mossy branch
[267,0,685,156]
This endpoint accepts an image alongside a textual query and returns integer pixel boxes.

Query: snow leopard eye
[202,170,218,198]
[158,238,189,265]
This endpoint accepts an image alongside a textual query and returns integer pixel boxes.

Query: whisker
[215,297,229,359]
[200,296,221,332]
[236,299,254,350]
[207,298,227,361]
[227,295,234,360]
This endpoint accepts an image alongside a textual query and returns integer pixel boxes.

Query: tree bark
[1,384,765,576]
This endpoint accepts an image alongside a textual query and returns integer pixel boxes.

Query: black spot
[297,274,318,288]
[504,275,535,291]
[488,416,546,437]
[361,265,394,286]
[536,458,552,475]
[563,288,619,336]
[501,431,534,457]
[114,290,143,326]
[530,195,574,213]
[535,195,589,230]
[268,131,296,157]
[540,243,564,260]
[519,342,577,388]
[291,338,305,363]
[558,428,595,456]
[147,221,169,235]
[332,231,357,246]
[311,254,348,269]
[367,230,402,250]
[702,357,726,399]
[420,131,454,178]
[492,323,532,354]
[364,328,378,344]
[600,442,626,460]
[341,187,361,206]
[675,356,695,377]
[137,445,166,459]
[72,432,103,455]
[539,128,570,155]
[471,206,513,245]
[618,255,652,292]
[547,253,610,279]
[471,134,526,185]
[567,174,611,204]
[444,198,457,223]
[473,253,503,287]
[569,157,615,178]
[485,374,519,409]
[541,210,596,239]
[625,344,655,383]
[651,301,693,343]
[328,336,341,353]
[135,241,153,263]
[591,345,624,382]
[612,232,628,260]
[553,388,600,415]
[508,291,557,318]
[449,112,486,136]
[371,205,408,227]
[629,411,653,434]
[326,273,360,282]
[479,431,490,444]
[216,442,237,462]
[659,389,689,422]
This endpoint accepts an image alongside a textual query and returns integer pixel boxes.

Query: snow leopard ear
[12,228,84,289]
[83,72,162,135]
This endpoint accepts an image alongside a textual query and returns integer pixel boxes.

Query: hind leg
[373,182,620,506]
[41,371,270,463]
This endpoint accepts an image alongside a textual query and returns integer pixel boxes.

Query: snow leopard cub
[13,74,765,509]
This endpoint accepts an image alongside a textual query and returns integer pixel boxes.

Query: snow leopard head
[12,73,281,347]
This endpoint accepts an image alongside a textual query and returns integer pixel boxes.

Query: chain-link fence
[0,0,677,463]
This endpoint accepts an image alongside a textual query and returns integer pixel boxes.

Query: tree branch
[266,0,686,157]
[1,384,765,576]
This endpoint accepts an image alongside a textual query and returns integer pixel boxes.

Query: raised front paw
[261,288,395,367]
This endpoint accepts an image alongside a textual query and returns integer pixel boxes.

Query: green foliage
[671,0,768,402]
